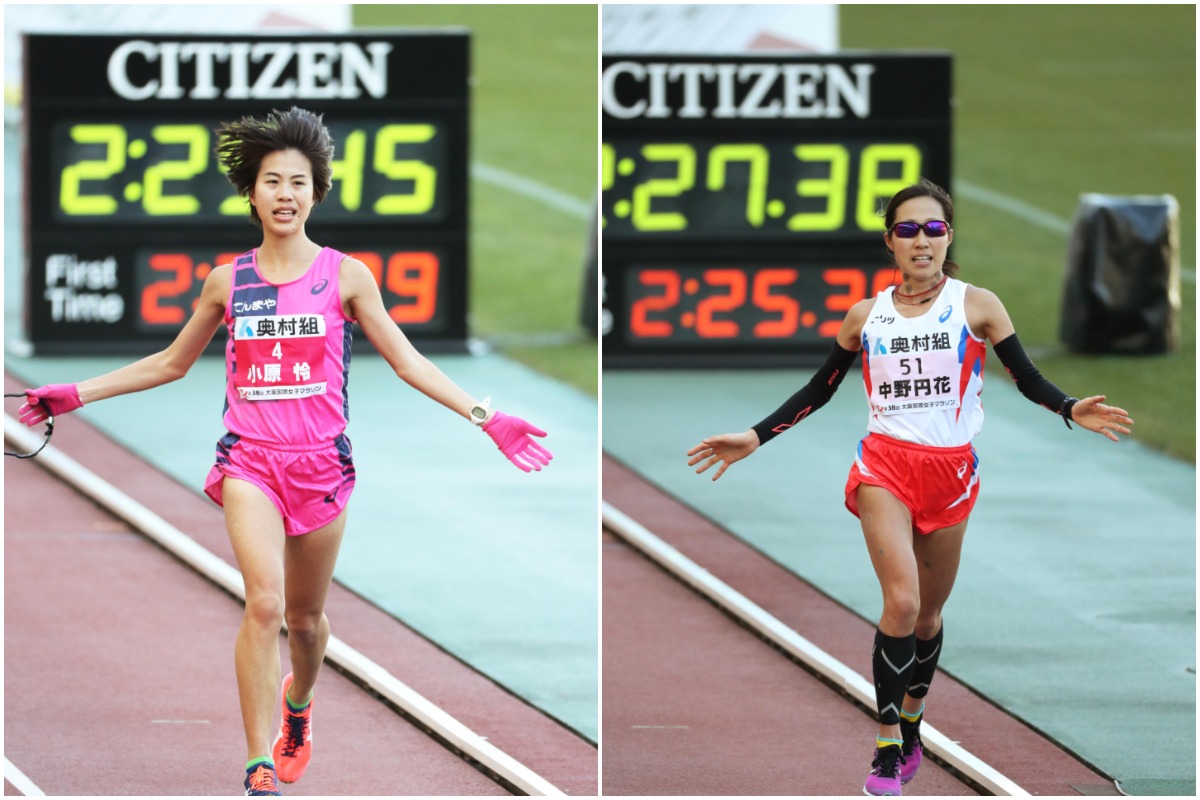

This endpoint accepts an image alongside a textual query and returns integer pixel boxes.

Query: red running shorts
[844,433,979,535]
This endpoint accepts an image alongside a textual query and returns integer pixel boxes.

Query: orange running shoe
[244,761,281,796]
[271,673,313,783]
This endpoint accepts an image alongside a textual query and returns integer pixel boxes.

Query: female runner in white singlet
[687,179,1132,797]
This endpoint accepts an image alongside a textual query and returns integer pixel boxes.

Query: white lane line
[602,501,1031,797]
[473,161,591,220]
[3,758,45,796]
[3,416,566,798]
[957,179,1194,284]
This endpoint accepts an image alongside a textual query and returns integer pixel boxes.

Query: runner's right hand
[18,384,83,426]
[687,430,760,482]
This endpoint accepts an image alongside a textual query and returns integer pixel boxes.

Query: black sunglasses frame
[888,220,951,238]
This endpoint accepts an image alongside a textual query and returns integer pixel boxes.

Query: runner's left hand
[483,411,553,472]
[1071,395,1133,442]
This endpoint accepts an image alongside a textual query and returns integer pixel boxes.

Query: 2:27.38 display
[603,138,926,237]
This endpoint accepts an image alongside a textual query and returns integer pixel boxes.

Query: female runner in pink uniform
[18,107,553,796]
[687,179,1132,797]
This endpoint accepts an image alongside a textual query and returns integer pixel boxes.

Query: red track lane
[5,459,506,796]
[603,455,1120,797]
[604,528,977,796]
[2,371,597,796]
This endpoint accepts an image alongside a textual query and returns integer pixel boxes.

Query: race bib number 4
[868,337,961,416]
[232,314,327,400]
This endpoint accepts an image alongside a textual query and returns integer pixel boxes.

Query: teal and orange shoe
[272,672,314,783]
[244,761,281,796]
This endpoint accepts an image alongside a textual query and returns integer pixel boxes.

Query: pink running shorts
[204,432,355,536]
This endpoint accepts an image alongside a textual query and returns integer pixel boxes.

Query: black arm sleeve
[752,342,859,445]
[992,333,1077,426]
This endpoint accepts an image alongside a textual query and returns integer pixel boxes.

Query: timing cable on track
[603,501,1030,797]
[4,415,566,797]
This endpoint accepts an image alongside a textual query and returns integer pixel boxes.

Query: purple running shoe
[863,744,905,796]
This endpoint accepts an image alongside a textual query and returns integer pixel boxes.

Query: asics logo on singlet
[311,279,329,295]
[939,306,953,323]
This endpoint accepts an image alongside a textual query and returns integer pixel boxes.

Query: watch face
[472,407,487,420]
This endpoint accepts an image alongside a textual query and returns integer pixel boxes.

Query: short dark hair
[214,107,334,228]
[883,178,960,278]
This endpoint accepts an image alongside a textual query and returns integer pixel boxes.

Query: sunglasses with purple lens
[889,220,949,238]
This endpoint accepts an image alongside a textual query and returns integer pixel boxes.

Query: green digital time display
[602,138,925,237]
[25,31,471,355]
[601,51,953,366]
[52,119,448,223]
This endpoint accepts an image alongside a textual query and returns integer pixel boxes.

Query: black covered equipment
[1060,194,1180,355]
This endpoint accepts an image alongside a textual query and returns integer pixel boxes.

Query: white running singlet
[860,277,987,447]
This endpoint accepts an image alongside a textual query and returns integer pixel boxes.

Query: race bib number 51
[868,335,961,416]
[232,314,327,400]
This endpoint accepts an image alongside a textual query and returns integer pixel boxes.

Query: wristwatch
[470,396,492,426]
[1060,396,1079,429]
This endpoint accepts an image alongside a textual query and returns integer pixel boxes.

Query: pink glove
[18,384,83,427]
[482,411,553,473]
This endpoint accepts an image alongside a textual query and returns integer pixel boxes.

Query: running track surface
[603,366,1195,795]
[3,372,597,796]
[603,456,1121,797]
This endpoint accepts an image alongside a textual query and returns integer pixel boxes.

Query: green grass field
[354,5,598,395]
[842,5,1196,461]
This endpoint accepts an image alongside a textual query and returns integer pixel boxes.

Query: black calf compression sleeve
[992,333,1078,428]
[872,629,916,725]
[751,342,859,445]
[906,625,944,700]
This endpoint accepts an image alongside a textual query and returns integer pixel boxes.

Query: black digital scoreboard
[602,52,952,367]
[23,31,470,354]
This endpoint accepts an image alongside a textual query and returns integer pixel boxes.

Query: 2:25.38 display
[624,264,899,345]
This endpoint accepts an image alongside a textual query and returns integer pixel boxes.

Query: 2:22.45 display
[54,119,448,223]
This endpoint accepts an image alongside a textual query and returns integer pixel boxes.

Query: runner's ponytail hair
[882,178,961,279]
[215,107,335,229]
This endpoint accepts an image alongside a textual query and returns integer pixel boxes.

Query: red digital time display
[25,32,470,355]
[601,52,952,367]
[134,248,446,334]
[625,264,898,345]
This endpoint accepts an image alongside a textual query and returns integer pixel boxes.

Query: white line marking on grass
[956,179,1073,235]
[603,502,1031,797]
[957,179,1194,284]
[473,162,591,220]
[4,758,45,796]
[3,416,567,797]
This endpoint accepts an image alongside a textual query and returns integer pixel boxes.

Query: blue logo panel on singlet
[230,254,279,318]
[340,323,352,421]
